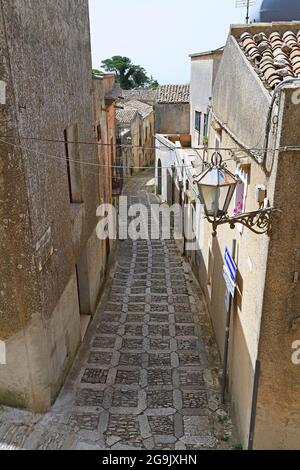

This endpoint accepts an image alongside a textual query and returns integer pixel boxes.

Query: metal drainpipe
[248,360,261,450]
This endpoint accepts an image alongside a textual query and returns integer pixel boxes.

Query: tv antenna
[235,0,256,24]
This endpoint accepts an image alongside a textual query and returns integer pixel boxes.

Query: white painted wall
[190,57,214,148]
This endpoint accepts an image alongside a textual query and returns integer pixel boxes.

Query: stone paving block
[115,369,140,385]
[151,295,168,303]
[130,287,147,295]
[81,369,109,385]
[125,313,145,323]
[112,389,139,408]
[121,338,144,350]
[183,416,211,437]
[97,324,120,335]
[36,430,67,450]
[106,415,142,444]
[179,369,205,388]
[88,352,113,366]
[175,325,197,337]
[148,416,174,436]
[147,368,173,386]
[148,313,169,323]
[105,303,122,312]
[149,338,170,351]
[0,424,33,450]
[182,390,208,409]
[177,338,198,351]
[174,304,193,313]
[173,295,190,304]
[92,336,116,350]
[124,324,143,336]
[74,441,106,450]
[178,352,202,367]
[100,314,121,323]
[155,443,177,450]
[172,287,189,295]
[150,275,167,282]
[69,414,99,432]
[75,389,105,407]
[127,304,146,312]
[150,287,169,294]
[128,296,146,304]
[147,390,173,409]
[175,313,194,324]
[181,435,218,448]
[119,353,143,367]
[148,324,170,337]
[148,353,171,367]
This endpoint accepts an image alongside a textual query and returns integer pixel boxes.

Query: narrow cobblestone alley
[0,170,232,450]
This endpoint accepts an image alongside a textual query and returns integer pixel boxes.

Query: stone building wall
[0,0,102,411]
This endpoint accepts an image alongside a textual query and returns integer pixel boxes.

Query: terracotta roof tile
[125,99,153,117]
[122,88,157,104]
[157,85,190,103]
[116,107,138,124]
[239,29,300,90]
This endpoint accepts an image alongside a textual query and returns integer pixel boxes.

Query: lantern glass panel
[197,166,238,218]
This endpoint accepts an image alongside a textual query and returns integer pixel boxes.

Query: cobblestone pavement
[0,170,233,450]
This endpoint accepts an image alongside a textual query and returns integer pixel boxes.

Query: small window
[96,124,101,142]
[203,114,209,137]
[233,166,249,233]
[195,111,202,133]
[215,131,222,150]
[64,125,83,204]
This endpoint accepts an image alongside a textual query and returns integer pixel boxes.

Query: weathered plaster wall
[254,87,300,449]
[187,32,277,447]
[193,38,300,448]
[0,0,100,411]
[190,52,223,148]
[155,103,190,135]
[212,35,271,149]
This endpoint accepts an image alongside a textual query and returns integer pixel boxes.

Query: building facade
[93,73,119,280]
[117,100,154,175]
[155,85,190,135]
[0,0,105,412]
[155,21,300,450]
[189,23,300,450]
[190,49,223,148]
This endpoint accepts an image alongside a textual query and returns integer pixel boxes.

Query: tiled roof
[125,99,153,117]
[122,88,157,104]
[116,107,138,124]
[239,29,300,90]
[157,85,190,103]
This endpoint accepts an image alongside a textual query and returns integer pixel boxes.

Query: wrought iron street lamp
[194,152,278,237]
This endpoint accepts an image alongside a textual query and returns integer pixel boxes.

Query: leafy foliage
[100,56,159,90]
[92,68,104,75]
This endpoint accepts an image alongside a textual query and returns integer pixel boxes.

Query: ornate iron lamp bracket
[206,207,281,237]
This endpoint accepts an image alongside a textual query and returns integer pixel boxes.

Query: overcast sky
[88,0,247,84]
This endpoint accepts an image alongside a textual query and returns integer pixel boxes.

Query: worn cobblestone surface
[0,170,233,450]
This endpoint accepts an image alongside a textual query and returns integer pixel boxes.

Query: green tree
[92,68,104,75]
[148,76,159,89]
[100,56,158,90]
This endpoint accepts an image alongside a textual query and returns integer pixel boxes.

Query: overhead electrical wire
[1,133,300,154]
[0,136,300,177]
